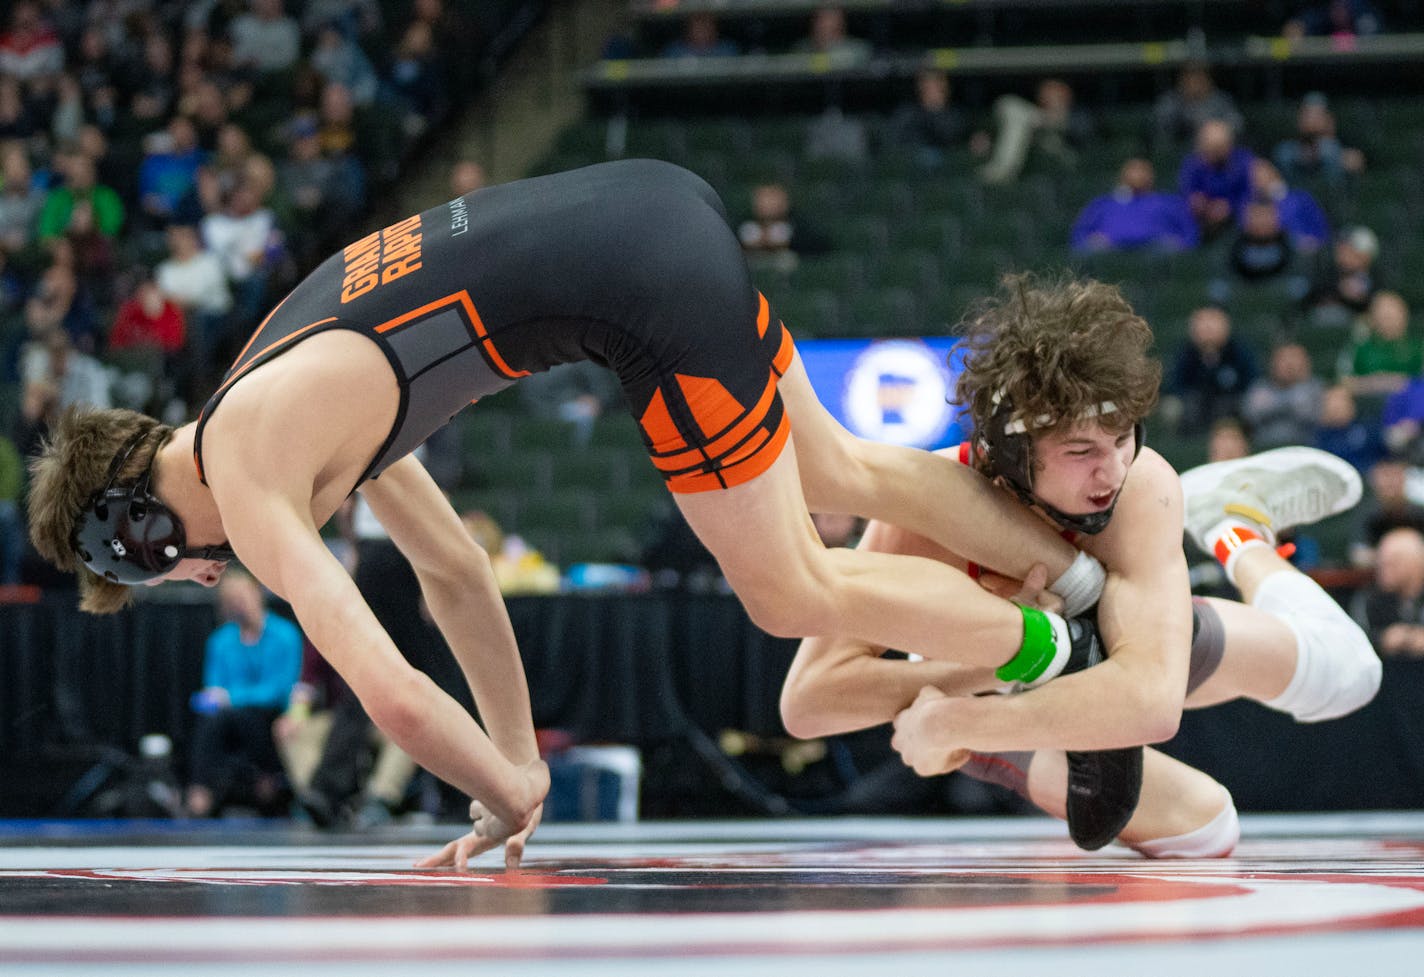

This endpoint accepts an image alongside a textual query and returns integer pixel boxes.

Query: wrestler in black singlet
[194,160,796,493]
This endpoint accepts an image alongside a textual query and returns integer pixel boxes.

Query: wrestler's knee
[1268,616,1382,723]
[732,557,839,638]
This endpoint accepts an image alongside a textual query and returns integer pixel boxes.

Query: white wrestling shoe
[1179,446,1362,555]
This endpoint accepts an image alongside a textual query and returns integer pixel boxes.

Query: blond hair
[27,406,174,614]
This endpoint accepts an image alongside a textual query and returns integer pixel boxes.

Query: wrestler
[27,161,1107,868]
[781,274,1380,854]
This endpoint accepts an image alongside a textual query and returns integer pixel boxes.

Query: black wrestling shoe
[1061,615,1144,851]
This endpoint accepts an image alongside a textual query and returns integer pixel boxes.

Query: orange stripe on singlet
[639,388,687,453]
[375,290,530,380]
[755,292,770,338]
[665,411,790,493]
[649,369,779,473]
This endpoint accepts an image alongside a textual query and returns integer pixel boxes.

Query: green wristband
[996,606,1058,684]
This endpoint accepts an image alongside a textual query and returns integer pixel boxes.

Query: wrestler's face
[1030,422,1136,521]
[143,557,228,588]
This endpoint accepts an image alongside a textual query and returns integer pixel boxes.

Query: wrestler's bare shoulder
[200,330,400,520]
[1081,446,1185,566]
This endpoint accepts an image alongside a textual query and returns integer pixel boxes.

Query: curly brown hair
[953,273,1160,455]
[27,406,174,614]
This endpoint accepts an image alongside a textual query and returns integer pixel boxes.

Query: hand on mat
[417,760,549,871]
[977,562,1064,614]
[891,686,972,777]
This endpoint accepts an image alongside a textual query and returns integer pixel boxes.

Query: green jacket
[36,185,126,240]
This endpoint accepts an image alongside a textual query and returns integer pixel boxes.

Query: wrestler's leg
[774,354,1088,590]
[674,432,1028,666]
[1187,547,1380,721]
[968,747,1238,857]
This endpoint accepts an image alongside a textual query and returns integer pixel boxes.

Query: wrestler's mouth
[1087,490,1117,510]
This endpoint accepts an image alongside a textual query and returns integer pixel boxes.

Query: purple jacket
[1071,189,1199,252]
[1179,147,1254,217]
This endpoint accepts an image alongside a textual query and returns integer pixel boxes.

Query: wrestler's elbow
[1128,685,1182,744]
[778,676,825,740]
[361,667,434,745]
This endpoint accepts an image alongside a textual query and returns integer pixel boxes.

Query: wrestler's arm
[781,517,999,739]
[895,449,1194,754]
[357,455,540,769]
[208,467,541,835]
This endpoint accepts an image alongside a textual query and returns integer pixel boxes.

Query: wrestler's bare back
[199,331,402,542]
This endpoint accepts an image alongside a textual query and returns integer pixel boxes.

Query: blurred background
[1,0,1422,827]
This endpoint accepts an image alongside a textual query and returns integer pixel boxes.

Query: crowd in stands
[0,0,494,585]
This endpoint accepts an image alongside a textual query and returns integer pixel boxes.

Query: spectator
[1248,157,1329,254]
[1273,91,1366,189]
[137,114,206,228]
[35,152,124,242]
[0,141,44,254]
[197,122,254,214]
[72,26,119,126]
[0,2,64,83]
[49,73,85,148]
[1152,62,1243,154]
[1207,416,1252,462]
[178,78,233,150]
[1283,0,1383,40]
[277,113,365,267]
[1306,224,1380,326]
[1350,527,1424,657]
[201,178,277,326]
[737,182,831,272]
[517,360,621,450]
[301,0,384,41]
[1070,157,1197,253]
[795,6,871,62]
[0,431,20,585]
[888,68,968,170]
[1218,200,1307,300]
[0,77,39,142]
[461,509,561,595]
[228,0,301,76]
[1315,383,1386,474]
[109,275,185,356]
[448,159,486,198]
[155,220,231,379]
[55,198,116,310]
[977,78,1093,187]
[1350,460,1424,568]
[275,638,418,830]
[309,21,379,106]
[128,29,177,126]
[662,13,739,59]
[20,315,109,418]
[22,262,97,354]
[1380,378,1424,464]
[1341,292,1421,398]
[1240,340,1325,449]
[388,20,447,136]
[1179,119,1253,239]
[1162,305,1259,432]
[185,569,303,817]
[316,81,359,158]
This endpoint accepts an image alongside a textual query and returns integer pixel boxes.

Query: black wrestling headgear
[72,431,235,585]
[978,392,1145,535]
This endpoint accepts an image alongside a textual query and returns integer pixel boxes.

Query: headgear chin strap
[977,393,1145,536]
[72,431,236,585]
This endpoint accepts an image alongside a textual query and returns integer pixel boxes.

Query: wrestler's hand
[891,687,972,777]
[976,562,1065,614]
[417,760,549,871]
